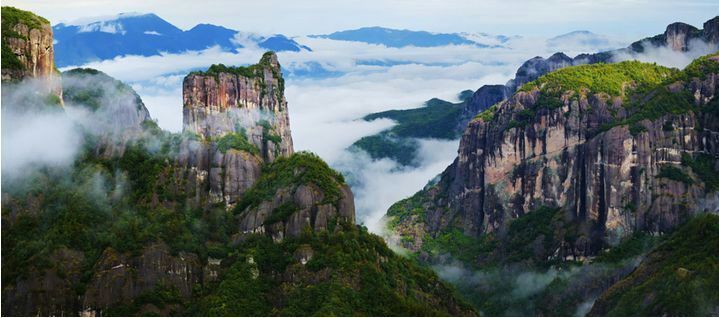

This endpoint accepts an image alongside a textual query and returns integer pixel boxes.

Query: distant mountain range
[52,13,309,67]
[547,30,612,48]
[309,26,510,47]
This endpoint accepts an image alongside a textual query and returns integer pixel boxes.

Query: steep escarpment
[386,52,719,316]
[235,152,356,239]
[391,55,719,254]
[1,7,61,100]
[177,52,294,207]
[630,17,719,52]
[183,51,293,160]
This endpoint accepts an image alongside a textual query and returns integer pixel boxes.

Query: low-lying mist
[333,138,460,233]
[433,256,642,316]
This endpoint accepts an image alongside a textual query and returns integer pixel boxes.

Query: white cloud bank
[51,29,649,231]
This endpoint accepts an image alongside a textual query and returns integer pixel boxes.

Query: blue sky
[5,0,718,38]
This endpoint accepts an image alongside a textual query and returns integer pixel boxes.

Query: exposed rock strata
[390,58,719,260]
[1,7,62,99]
[178,52,294,207]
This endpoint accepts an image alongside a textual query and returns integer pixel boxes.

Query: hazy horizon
[6,0,718,38]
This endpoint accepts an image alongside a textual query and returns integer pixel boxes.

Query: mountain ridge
[310,26,509,48]
[52,12,309,67]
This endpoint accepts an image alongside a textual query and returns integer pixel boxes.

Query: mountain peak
[51,13,308,67]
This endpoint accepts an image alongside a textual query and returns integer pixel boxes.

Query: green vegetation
[384,53,719,316]
[593,232,660,264]
[404,206,581,269]
[215,131,260,155]
[258,119,282,145]
[352,133,419,166]
[353,93,471,165]
[2,47,477,316]
[104,285,184,316]
[363,97,465,139]
[386,190,428,227]
[422,229,496,266]
[192,224,474,316]
[511,61,682,132]
[193,63,261,79]
[519,61,676,97]
[391,194,675,316]
[3,130,473,316]
[62,68,145,111]
[593,214,719,316]
[1,6,49,33]
[2,44,24,71]
[680,54,719,80]
[2,137,225,291]
[656,165,694,185]
[682,152,719,192]
[234,151,346,213]
[628,122,648,136]
[188,52,284,100]
[513,54,719,137]
[504,206,567,264]
[474,103,498,122]
[263,202,299,225]
[609,87,694,132]
[190,52,278,79]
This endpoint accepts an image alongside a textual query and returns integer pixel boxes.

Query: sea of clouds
[58,30,704,233]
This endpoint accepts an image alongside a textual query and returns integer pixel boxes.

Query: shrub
[655,165,693,185]
[215,131,259,155]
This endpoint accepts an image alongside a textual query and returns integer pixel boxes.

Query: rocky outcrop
[2,248,85,316]
[1,7,62,99]
[177,52,294,207]
[704,16,719,44]
[458,84,512,131]
[81,243,203,316]
[176,143,263,206]
[238,183,355,241]
[234,152,356,241]
[183,52,293,161]
[390,56,719,259]
[62,68,152,157]
[630,17,719,53]
[509,53,576,89]
[665,23,700,51]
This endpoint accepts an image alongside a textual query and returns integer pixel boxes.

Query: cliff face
[177,52,294,207]
[631,17,719,52]
[390,56,719,259]
[234,152,356,241]
[182,52,293,160]
[1,7,62,99]
[81,243,206,316]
